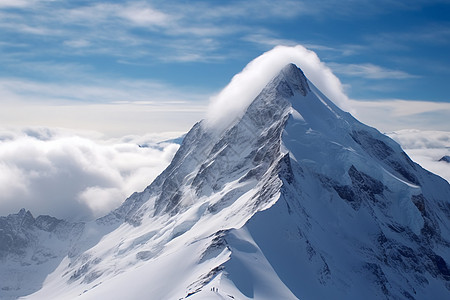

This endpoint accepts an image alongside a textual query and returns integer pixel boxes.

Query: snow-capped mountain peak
[2,64,450,300]
[278,62,311,96]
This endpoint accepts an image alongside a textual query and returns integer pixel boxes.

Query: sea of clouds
[388,129,450,183]
[0,127,179,221]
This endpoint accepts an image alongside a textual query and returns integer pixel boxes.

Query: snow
[2,63,450,300]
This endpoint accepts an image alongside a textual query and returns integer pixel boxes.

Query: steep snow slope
[1,64,449,300]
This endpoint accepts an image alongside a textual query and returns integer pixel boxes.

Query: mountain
[0,209,84,299]
[1,63,450,300]
[440,155,450,163]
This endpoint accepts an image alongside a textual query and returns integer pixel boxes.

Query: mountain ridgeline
[1,64,450,300]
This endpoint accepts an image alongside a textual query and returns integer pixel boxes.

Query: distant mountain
[0,209,83,299]
[440,155,450,163]
[1,64,449,300]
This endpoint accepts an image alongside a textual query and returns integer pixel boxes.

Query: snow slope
[1,63,450,300]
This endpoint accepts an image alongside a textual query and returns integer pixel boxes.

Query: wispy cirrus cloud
[0,0,31,8]
[243,34,299,48]
[328,62,419,79]
[0,73,209,104]
[244,33,366,58]
[0,72,208,136]
[368,25,450,47]
[0,0,308,62]
[350,99,450,132]
[1,0,448,63]
[362,24,450,57]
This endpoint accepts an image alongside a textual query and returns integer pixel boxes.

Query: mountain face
[0,209,84,299]
[1,63,450,300]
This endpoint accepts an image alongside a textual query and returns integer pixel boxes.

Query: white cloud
[62,2,172,28]
[244,34,365,58]
[116,3,172,27]
[206,45,350,130]
[63,39,90,48]
[0,0,30,8]
[387,129,450,150]
[0,102,205,137]
[328,63,418,79]
[0,162,28,198]
[0,76,208,137]
[0,1,309,62]
[243,34,298,47]
[350,99,450,132]
[0,76,206,104]
[0,128,181,221]
[387,129,450,183]
[77,187,124,218]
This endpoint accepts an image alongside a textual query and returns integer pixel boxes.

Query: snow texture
[1,63,450,300]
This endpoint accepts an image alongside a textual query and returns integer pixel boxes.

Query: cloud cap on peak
[206,45,350,130]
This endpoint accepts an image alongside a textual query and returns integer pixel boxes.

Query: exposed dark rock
[351,131,419,184]
[429,254,450,278]
[333,185,357,206]
[136,251,153,261]
[439,155,450,163]
[389,160,419,185]
[348,165,384,196]
[280,63,311,96]
[35,215,63,232]
[278,153,294,184]
[199,231,229,263]
[364,263,390,297]
[412,194,427,215]
[331,165,385,210]
[351,130,394,160]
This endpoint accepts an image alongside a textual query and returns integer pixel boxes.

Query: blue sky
[1,0,450,136]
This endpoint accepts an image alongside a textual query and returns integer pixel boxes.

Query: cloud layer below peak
[0,128,179,221]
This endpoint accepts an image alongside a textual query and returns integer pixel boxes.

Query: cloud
[366,24,450,51]
[244,33,366,59]
[243,34,298,47]
[0,1,309,63]
[115,3,172,27]
[63,39,90,48]
[0,0,30,8]
[387,129,450,150]
[2,0,448,64]
[0,128,180,221]
[61,2,172,29]
[350,99,450,132]
[206,45,350,130]
[186,0,308,20]
[0,75,208,136]
[0,102,205,138]
[0,75,208,104]
[387,129,450,183]
[328,63,418,79]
